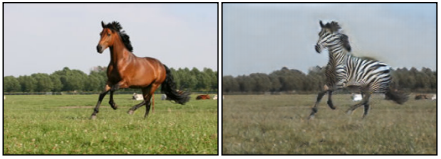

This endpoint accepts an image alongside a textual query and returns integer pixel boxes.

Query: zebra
[309,20,408,119]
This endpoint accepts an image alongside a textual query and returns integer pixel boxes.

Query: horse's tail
[161,64,190,105]
[385,87,408,105]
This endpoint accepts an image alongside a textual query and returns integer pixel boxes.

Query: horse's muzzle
[96,45,103,53]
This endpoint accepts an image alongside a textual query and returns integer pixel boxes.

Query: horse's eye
[107,33,111,36]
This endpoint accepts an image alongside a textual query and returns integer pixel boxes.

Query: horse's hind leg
[127,100,147,115]
[127,85,152,115]
[90,85,111,119]
[144,84,162,119]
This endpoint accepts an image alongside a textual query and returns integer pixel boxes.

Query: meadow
[3,94,218,154]
[222,94,436,154]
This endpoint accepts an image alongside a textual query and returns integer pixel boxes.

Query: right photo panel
[222,3,436,154]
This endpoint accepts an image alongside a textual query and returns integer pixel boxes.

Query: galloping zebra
[309,21,408,119]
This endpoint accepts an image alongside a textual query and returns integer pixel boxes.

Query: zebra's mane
[320,21,341,33]
[340,34,351,52]
[319,21,351,51]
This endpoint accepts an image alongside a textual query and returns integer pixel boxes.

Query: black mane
[320,21,341,32]
[102,21,134,52]
[340,34,351,52]
[319,20,351,52]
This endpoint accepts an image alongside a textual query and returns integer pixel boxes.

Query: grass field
[222,94,436,154]
[3,94,218,154]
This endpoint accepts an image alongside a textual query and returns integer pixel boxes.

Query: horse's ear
[101,21,105,28]
[319,20,324,28]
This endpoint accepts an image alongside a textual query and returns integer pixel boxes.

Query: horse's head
[96,21,118,53]
[96,21,133,53]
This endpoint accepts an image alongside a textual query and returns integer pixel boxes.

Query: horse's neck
[109,45,135,65]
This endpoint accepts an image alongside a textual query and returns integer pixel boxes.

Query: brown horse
[196,94,211,100]
[91,21,190,119]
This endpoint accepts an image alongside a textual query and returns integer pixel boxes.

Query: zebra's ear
[341,34,351,52]
[319,20,324,27]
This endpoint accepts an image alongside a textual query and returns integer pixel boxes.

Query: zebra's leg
[362,93,372,118]
[326,90,336,109]
[309,90,328,119]
[346,93,371,117]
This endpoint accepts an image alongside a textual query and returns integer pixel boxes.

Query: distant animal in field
[132,93,143,101]
[415,94,429,100]
[431,94,436,100]
[161,94,167,100]
[196,94,211,100]
[351,94,362,101]
[212,95,225,100]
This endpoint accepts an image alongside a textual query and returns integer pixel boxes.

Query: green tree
[17,75,37,92]
[31,73,54,92]
[3,76,21,92]
[250,73,271,92]
[50,74,63,92]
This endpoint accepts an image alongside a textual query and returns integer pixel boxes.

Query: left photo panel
[3,3,218,154]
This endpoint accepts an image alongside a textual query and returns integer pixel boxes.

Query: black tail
[385,87,408,104]
[161,65,190,105]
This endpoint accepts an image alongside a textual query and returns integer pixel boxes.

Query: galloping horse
[91,21,190,119]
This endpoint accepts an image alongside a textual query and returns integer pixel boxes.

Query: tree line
[223,66,436,94]
[3,66,217,93]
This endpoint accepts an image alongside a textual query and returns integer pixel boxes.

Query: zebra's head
[315,20,351,53]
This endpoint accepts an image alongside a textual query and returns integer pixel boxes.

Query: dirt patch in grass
[59,106,98,109]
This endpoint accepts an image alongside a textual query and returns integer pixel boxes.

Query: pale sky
[223,3,436,76]
[3,3,218,77]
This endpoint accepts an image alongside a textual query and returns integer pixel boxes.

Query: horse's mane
[102,21,134,52]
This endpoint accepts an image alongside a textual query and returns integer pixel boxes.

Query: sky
[223,3,436,77]
[3,3,218,77]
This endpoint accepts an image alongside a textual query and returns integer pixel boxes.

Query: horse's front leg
[108,91,118,110]
[90,84,111,119]
[108,81,130,110]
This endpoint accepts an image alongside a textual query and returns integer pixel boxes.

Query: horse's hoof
[346,110,353,115]
[90,115,97,120]
[111,105,118,110]
[128,110,134,115]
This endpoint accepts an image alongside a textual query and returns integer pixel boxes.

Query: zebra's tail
[385,87,408,105]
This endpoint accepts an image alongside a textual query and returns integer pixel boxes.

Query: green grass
[222,94,436,154]
[3,94,218,154]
